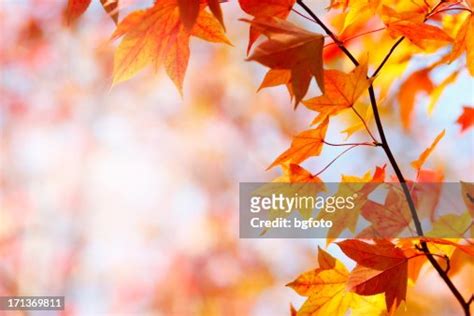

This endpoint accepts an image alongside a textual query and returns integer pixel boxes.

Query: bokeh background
[0,0,473,315]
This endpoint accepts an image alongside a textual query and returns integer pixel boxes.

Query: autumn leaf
[338,239,409,310]
[449,13,474,76]
[318,165,386,243]
[341,0,380,33]
[410,129,445,170]
[177,0,200,30]
[267,118,329,169]
[456,106,474,132]
[239,0,296,52]
[288,247,386,316]
[427,212,472,238]
[66,0,119,25]
[177,0,225,30]
[65,0,91,25]
[357,186,412,239]
[422,238,474,257]
[397,239,427,283]
[112,0,230,93]
[100,0,119,24]
[303,62,372,125]
[243,17,325,106]
[398,68,433,130]
[288,164,324,184]
[382,5,452,49]
[257,69,291,92]
[341,104,373,139]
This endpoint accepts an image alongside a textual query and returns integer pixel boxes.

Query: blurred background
[0,0,473,315]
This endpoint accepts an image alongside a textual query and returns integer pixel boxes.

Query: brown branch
[295,1,472,315]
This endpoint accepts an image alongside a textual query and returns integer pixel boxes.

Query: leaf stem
[351,107,378,142]
[295,1,472,314]
[323,140,375,147]
[314,145,360,176]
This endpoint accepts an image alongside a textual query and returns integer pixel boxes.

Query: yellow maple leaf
[288,247,386,316]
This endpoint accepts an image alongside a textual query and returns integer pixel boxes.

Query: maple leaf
[381,5,452,49]
[427,212,472,238]
[318,166,386,243]
[421,238,474,257]
[257,69,291,92]
[177,0,225,30]
[177,0,200,30]
[449,13,474,76]
[112,0,230,93]
[239,0,296,52]
[243,17,325,106]
[288,164,324,184]
[66,0,119,25]
[357,186,412,239]
[410,129,445,170]
[337,239,409,311]
[65,0,91,25]
[456,106,474,132]
[397,239,427,283]
[341,104,373,139]
[267,118,329,169]
[287,247,386,316]
[398,68,433,130]
[303,62,372,125]
[341,0,380,33]
[408,169,444,221]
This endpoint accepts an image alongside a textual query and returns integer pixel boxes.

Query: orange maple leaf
[177,0,225,31]
[382,5,452,49]
[338,239,409,311]
[357,186,412,239]
[398,68,433,130]
[421,238,474,257]
[267,118,329,169]
[410,129,445,170]
[303,62,372,125]
[456,106,474,132]
[66,0,119,25]
[257,69,291,92]
[449,13,474,76]
[288,164,324,184]
[239,0,296,52]
[244,17,325,106]
[111,0,230,93]
[65,0,91,25]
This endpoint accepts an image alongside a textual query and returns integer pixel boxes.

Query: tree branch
[295,1,472,315]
